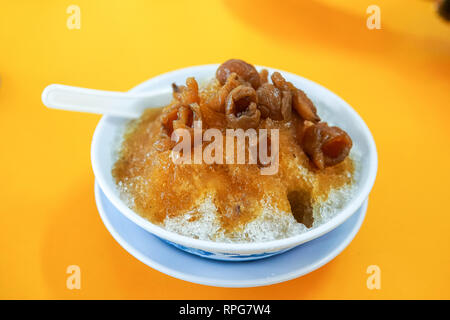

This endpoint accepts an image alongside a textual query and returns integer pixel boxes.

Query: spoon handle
[42,84,172,118]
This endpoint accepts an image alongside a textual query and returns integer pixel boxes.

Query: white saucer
[95,181,368,288]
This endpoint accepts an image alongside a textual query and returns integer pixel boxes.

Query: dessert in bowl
[91,59,377,261]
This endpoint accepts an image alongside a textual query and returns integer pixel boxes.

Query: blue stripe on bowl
[159,238,289,261]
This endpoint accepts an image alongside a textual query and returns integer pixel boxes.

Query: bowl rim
[91,63,378,254]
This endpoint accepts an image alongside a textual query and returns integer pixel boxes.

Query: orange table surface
[0,0,449,299]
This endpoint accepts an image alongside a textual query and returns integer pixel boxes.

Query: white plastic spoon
[42,84,173,118]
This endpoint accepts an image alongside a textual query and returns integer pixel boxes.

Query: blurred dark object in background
[437,0,450,21]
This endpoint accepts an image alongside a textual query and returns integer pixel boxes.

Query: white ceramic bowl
[91,64,378,261]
